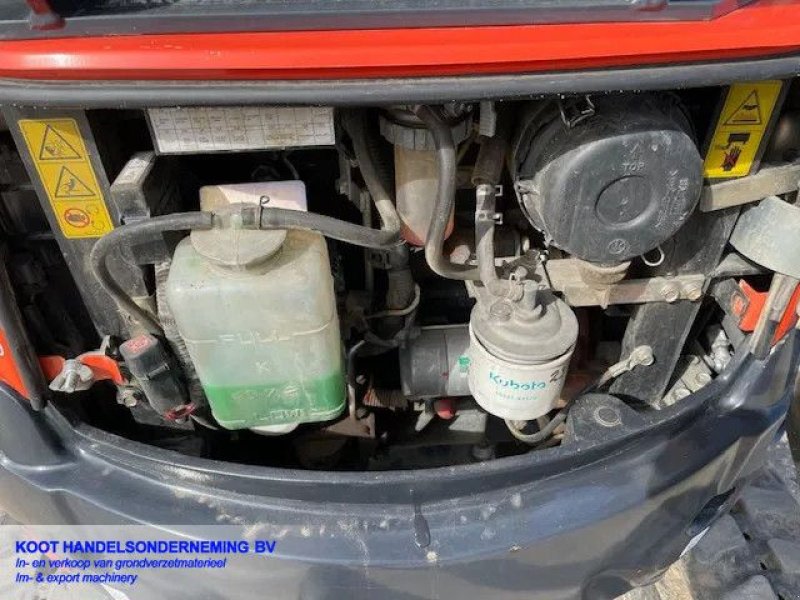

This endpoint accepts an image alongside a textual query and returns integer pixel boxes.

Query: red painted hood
[0,0,799,81]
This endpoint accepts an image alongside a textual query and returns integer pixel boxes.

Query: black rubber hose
[413,105,480,281]
[341,111,402,238]
[342,110,414,312]
[257,207,399,249]
[90,212,214,335]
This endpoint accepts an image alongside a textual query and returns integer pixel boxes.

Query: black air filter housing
[513,94,703,264]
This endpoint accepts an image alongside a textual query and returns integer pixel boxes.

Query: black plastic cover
[119,334,188,416]
[514,94,703,264]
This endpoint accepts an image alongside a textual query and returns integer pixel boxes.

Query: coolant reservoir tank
[165,182,345,430]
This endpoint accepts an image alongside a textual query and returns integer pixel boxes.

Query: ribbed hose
[154,261,205,406]
[413,106,481,281]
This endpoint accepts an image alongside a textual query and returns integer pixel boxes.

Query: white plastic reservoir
[165,182,345,430]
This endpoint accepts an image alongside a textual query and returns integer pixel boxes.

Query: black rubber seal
[0,53,798,108]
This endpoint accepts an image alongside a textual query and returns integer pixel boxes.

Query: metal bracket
[699,160,800,212]
[730,195,800,279]
[538,258,707,308]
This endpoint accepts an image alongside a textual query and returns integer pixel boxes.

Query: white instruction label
[147,107,335,154]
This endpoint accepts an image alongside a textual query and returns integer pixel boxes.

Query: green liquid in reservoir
[202,371,346,430]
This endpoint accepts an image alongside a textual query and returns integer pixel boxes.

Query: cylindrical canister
[467,324,574,421]
[467,289,578,421]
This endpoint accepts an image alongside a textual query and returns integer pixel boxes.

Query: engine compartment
[2,86,798,471]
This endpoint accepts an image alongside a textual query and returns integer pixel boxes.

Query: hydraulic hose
[413,105,481,281]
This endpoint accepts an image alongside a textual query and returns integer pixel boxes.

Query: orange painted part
[38,352,125,385]
[38,355,65,382]
[80,353,126,385]
[736,280,764,332]
[0,1,799,80]
[0,328,29,396]
[736,279,800,344]
[775,285,800,343]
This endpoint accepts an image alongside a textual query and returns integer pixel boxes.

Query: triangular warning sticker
[723,90,762,126]
[54,166,95,198]
[38,124,82,161]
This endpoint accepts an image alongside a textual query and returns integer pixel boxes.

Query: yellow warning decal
[18,118,114,239]
[704,81,784,179]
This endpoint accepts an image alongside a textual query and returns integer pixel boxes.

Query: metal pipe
[475,183,501,287]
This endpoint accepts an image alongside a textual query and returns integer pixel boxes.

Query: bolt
[660,283,681,303]
[632,345,655,367]
[471,442,495,462]
[694,372,712,386]
[489,300,513,322]
[117,388,141,408]
[672,387,691,401]
[684,282,703,302]
[731,294,746,316]
[355,406,370,420]
[63,370,80,393]
[594,405,622,428]
[520,281,539,312]
[51,359,94,394]
[509,266,529,281]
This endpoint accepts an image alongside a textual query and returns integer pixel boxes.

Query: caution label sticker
[18,118,114,238]
[704,81,784,179]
